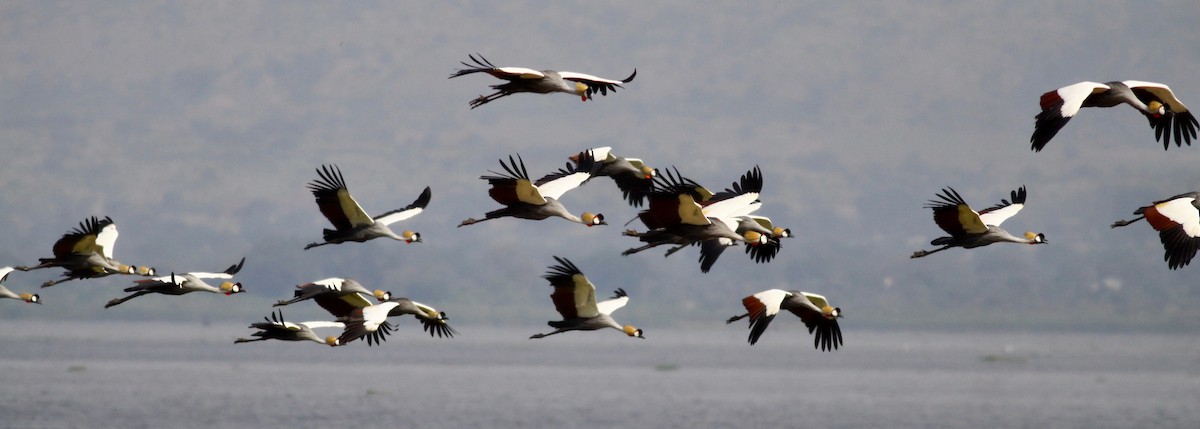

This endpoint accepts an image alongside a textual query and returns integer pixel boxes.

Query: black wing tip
[924,186,967,209]
[224,257,247,275]
[543,256,583,281]
[814,321,844,352]
[449,53,498,78]
[309,164,348,193]
[75,215,115,235]
[424,319,459,338]
[412,186,433,208]
[621,68,637,83]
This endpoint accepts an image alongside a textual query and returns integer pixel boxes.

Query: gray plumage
[458,153,606,227]
[572,147,657,207]
[273,278,388,311]
[1032,80,1198,151]
[337,297,457,346]
[529,257,643,339]
[449,54,636,109]
[727,289,843,350]
[16,216,155,287]
[0,267,40,304]
[104,258,245,308]
[910,187,1046,258]
[304,164,429,250]
[235,310,343,346]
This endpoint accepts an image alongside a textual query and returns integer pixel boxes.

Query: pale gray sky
[2,1,1198,330]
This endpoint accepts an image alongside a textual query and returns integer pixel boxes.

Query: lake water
[0,321,1197,428]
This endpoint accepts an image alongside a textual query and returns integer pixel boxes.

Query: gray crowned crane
[0,267,41,304]
[570,147,657,207]
[911,186,1047,258]
[727,289,843,350]
[304,164,429,250]
[335,296,457,346]
[449,54,636,109]
[458,153,606,228]
[530,256,644,339]
[622,167,766,258]
[235,310,343,346]
[673,166,791,272]
[695,209,792,273]
[104,258,246,308]
[1111,191,1200,269]
[1032,80,1198,151]
[15,216,155,287]
[273,277,390,310]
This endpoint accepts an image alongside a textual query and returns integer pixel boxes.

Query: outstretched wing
[1140,193,1200,269]
[543,256,598,319]
[92,218,119,259]
[536,150,596,201]
[1126,81,1199,149]
[1031,81,1109,151]
[740,289,789,345]
[594,288,629,316]
[559,69,637,99]
[123,275,178,292]
[449,54,546,81]
[793,292,843,352]
[53,216,116,258]
[647,168,712,227]
[308,165,373,230]
[925,187,987,235]
[977,186,1027,227]
[709,166,763,204]
[374,186,432,226]
[408,300,459,339]
[483,155,546,206]
[186,257,246,279]
[338,303,394,346]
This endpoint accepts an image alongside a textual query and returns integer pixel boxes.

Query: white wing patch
[978,203,1025,227]
[536,171,591,201]
[143,274,182,285]
[0,266,14,283]
[589,146,614,161]
[1056,81,1109,118]
[362,302,395,331]
[374,207,423,226]
[95,223,119,259]
[310,278,346,291]
[1157,197,1200,238]
[497,67,544,79]
[705,197,761,220]
[299,321,345,330]
[595,295,629,316]
[184,271,234,280]
[752,289,789,317]
[558,71,625,85]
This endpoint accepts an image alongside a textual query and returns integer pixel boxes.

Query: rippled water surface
[1,321,1198,428]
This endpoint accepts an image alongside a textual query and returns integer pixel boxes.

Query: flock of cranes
[4,55,1200,353]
